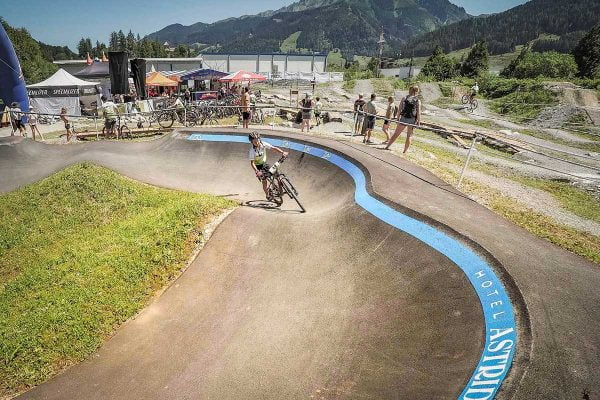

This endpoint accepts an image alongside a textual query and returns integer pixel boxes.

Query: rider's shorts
[256,163,271,180]
[105,119,116,129]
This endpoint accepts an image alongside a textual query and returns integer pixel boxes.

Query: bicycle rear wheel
[119,125,131,139]
[279,175,305,213]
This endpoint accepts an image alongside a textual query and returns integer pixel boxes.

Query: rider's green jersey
[249,142,273,167]
[101,101,117,121]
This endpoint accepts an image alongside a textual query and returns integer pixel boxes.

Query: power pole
[377,30,386,78]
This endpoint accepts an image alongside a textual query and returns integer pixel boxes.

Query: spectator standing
[384,85,421,153]
[60,107,74,142]
[99,96,117,138]
[299,93,314,133]
[314,97,323,126]
[353,94,366,135]
[363,94,377,144]
[241,87,251,129]
[382,96,397,144]
[28,107,41,141]
[10,102,25,136]
[184,89,191,104]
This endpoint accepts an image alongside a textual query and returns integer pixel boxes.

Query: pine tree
[126,30,136,54]
[117,30,126,51]
[461,41,489,78]
[109,31,119,51]
[573,25,600,78]
[420,46,458,81]
[77,38,87,58]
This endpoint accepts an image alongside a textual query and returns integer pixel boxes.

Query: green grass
[343,79,356,91]
[0,164,236,396]
[511,177,600,223]
[326,50,345,70]
[280,31,302,53]
[455,118,504,130]
[519,128,600,153]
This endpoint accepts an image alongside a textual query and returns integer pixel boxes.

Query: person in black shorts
[241,87,251,128]
[10,102,25,136]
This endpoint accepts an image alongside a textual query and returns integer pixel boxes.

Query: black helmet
[248,131,261,141]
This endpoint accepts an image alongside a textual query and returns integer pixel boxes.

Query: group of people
[353,85,422,153]
[2,102,42,140]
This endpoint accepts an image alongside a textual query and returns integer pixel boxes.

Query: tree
[109,31,119,51]
[77,38,87,58]
[461,41,489,77]
[501,49,578,78]
[126,30,136,54]
[419,46,458,81]
[2,20,57,83]
[117,30,126,51]
[573,25,600,78]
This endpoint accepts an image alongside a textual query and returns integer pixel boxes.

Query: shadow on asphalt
[244,200,304,214]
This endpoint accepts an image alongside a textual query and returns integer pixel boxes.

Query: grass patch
[371,78,406,97]
[455,118,504,130]
[343,79,356,91]
[280,31,302,53]
[512,177,600,223]
[431,96,459,109]
[397,140,600,263]
[519,128,600,153]
[0,164,236,396]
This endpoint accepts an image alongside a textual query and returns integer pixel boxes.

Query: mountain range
[147,0,470,57]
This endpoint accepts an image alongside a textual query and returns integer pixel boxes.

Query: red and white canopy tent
[219,70,266,83]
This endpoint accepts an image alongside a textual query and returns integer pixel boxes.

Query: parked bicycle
[157,107,198,128]
[264,155,305,212]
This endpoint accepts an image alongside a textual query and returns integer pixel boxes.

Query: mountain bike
[263,155,305,213]
[461,94,479,112]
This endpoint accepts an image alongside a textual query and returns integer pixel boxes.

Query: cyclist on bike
[248,131,288,200]
[469,81,479,102]
[171,95,186,123]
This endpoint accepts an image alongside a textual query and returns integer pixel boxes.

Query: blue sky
[1,0,528,50]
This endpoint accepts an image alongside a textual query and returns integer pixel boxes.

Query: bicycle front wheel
[470,100,478,112]
[461,94,470,104]
[279,175,305,213]
[158,112,174,129]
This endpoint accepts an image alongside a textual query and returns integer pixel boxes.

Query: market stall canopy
[26,69,100,117]
[180,68,227,81]
[146,71,179,87]
[74,62,110,79]
[219,70,266,83]
[28,68,98,88]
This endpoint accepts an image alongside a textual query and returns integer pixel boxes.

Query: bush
[501,49,578,79]
[419,46,459,81]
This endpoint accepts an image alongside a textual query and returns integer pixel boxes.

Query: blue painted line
[188,133,517,400]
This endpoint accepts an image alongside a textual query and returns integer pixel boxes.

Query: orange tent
[146,71,178,87]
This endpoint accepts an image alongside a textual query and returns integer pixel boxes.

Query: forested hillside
[403,0,600,56]
[147,0,469,57]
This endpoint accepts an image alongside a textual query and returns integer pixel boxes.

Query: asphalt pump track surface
[0,129,598,400]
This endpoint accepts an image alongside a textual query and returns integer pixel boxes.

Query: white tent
[27,69,100,116]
